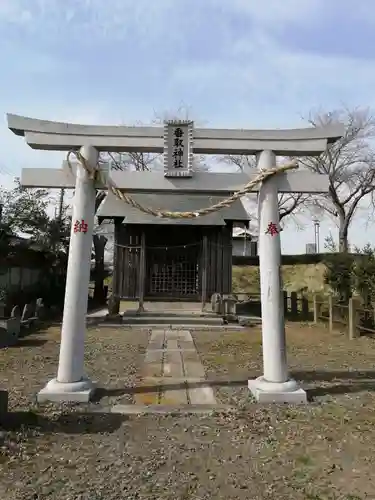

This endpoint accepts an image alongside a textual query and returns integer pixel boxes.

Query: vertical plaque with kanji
[164,120,193,177]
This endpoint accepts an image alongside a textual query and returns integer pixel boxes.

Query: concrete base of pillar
[248,376,307,404]
[37,377,95,403]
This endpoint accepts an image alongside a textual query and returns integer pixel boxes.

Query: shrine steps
[120,313,223,327]
[86,308,235,328]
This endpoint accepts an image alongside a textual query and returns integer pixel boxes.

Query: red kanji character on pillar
[265,222,279,236]
[80,220,88,233]
[73,220,81,233]
[73,219,88,233]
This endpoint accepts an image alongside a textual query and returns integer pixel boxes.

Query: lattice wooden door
[146,244,201,298]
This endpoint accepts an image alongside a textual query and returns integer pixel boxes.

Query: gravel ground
[1,323,375,499]
[192,322,375,498]
[192,323,375,407]
[1,325,150,411]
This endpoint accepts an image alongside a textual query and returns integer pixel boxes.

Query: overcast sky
[1,0,375,253]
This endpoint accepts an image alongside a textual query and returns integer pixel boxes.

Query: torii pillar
[247,151,306,403]
[39,146,98,402]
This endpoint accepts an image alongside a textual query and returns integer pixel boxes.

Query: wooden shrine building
[97,192,249,302]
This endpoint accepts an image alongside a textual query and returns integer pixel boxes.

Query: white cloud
[0,0,31,24]
[1,0,374,253]
[0,101,123,176]
[169,24,375,125]
[226,0,321,24]
[0,0,177,41]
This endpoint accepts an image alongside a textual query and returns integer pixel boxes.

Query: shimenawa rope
[66,150,298,219]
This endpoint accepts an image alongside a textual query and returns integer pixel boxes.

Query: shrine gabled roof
[97,192,250,225]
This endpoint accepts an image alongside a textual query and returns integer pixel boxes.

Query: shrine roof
[97,192,249,225]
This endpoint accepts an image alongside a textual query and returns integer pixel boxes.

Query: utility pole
[313,219,320,253]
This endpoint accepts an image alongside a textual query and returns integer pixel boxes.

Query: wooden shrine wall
[113,223,142,299]
[113,223,233,300]
[203,226,232,298]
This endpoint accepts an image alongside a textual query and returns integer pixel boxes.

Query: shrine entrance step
[121,313,223,327]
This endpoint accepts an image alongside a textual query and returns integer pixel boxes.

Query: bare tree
[300,107,375,252]
[223,154,308,224]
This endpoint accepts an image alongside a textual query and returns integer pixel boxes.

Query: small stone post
[328,295,334,332]
[201,235,208,312]
[137,231,146,314]
[290,292,298,317]
[313,294,320,324]
[348,298,359,340]
[37,145,98,403]
[301,295,309,320]
[283,291,288,316]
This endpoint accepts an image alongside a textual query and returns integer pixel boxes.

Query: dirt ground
[0,323,375,499]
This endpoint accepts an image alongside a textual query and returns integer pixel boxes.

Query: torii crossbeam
[7,114,344,405]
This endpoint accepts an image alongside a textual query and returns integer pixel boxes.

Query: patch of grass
[295,454,314,466]
[103,263,328,297]
[233,263,329,295]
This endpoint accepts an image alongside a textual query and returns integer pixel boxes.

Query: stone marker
[211,293,222,314]
[35,298,45,319]
[21,303,34,324]
[107,294,120,316]
[10,305,21,318]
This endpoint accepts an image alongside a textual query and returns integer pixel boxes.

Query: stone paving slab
[132,328,217,408]
[147,340,165,351]
[184,361,206,378]
[107,404,234,415]
[160,387,188,405]
[141,362,163,378]
[134,389,160,405]
[144,350,163,364]
[178,340,196,350]
[163,359,184,378]
[140,377,204,385]
[181,350,201,362]
[166,339,179,350]
[94,324,245,330]
[189,386,217,405]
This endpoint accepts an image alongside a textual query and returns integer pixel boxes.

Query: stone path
[135,329,217,406]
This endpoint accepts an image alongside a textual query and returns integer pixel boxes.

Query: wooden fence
[0,266,42,290]
[235,291,311,321]
[237,291,375,339]
[313,295,375,339]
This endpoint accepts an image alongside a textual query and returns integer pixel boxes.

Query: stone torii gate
[6,114,343,404]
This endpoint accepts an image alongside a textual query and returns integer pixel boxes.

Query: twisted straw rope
[66,150,298,219]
